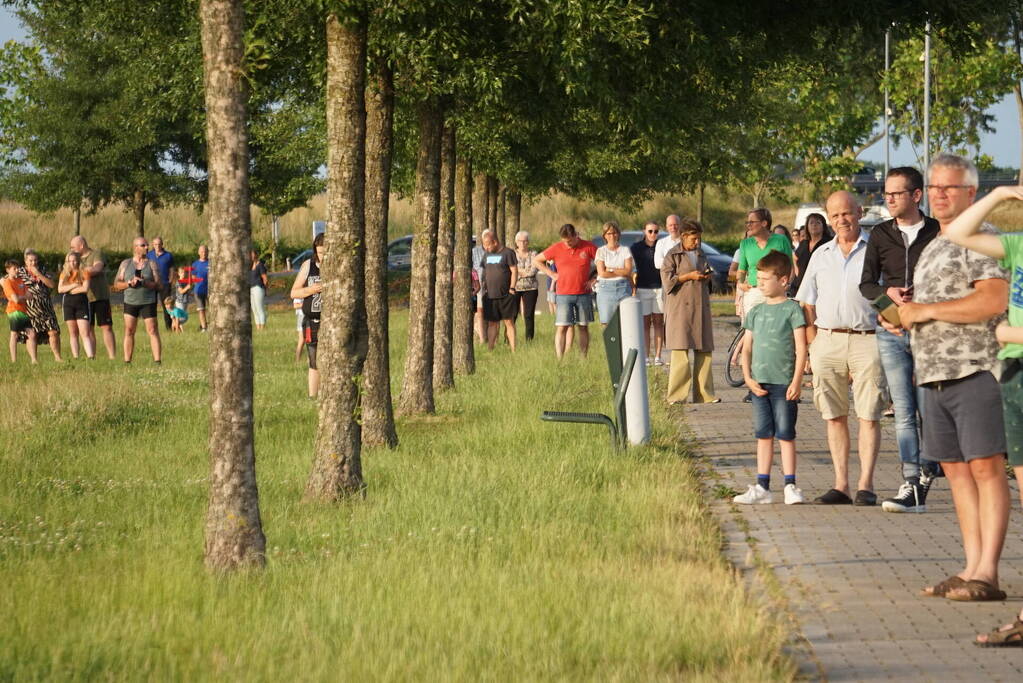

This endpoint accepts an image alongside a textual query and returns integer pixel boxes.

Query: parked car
[590,230,732,294]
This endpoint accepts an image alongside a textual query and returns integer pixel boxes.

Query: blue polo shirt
[191,259,209,296]
[147,249,174,287]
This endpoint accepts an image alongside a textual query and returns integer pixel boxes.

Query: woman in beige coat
[661,219,718,404]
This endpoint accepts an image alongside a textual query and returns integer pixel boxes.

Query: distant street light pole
[884,27,891,178]
[923,21,931,212]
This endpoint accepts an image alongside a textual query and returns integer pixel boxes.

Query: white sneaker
[733,484,772,504]
[783,483,805,505]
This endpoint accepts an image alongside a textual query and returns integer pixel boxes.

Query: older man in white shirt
[796,191,884,506]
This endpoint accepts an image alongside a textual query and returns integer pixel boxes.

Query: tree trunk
[496,184,507,243]
[199,0,266,571]
[397,99,443,415]
[453,155,475,376]
[73,206,81,236]
[507,190,521,240]
[133,189,147,237]
[361,57,398,449]
[486,175,498,236]
[472,170,488,237]
[696,183,705,223]
[305,11,369,500]
[432,125,455,391]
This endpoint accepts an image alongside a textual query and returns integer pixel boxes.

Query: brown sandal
[946,579,1007,602]
[975,619,1023,647]
[920,575,966,598]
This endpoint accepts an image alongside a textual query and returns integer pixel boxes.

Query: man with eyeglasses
[736,208,793,315]
[631,221,664,365]
[897,153,1010,602]
[859,167,941,512]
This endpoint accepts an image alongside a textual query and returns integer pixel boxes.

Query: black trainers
[882,480,926,513]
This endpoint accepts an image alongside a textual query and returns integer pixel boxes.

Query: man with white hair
[898,153,1011,602]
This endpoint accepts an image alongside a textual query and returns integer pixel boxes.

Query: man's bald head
[70,236,88,253]
[825,191,862,236]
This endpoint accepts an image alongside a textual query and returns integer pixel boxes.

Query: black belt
[818,327,875,335]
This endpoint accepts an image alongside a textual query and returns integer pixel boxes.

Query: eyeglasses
[644,230,658,234]
[882,190,911,200]
[926,184,971,194]
[744,220,763,225]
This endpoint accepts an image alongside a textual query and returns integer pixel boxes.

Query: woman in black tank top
[290,233,325,398]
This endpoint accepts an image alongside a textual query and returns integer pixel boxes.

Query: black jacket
[859,215,940,301]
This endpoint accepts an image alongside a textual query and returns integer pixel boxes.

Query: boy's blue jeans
[875,327,939,479]
[752,383,797,441]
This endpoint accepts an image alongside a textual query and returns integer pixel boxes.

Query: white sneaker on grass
[783,483,805,505]
[733,484,772,504]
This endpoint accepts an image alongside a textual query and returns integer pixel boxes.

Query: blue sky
[1,8,1020,169]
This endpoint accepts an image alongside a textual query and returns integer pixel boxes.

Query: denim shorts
[595,279,630,324]
[751,383,798,441]
[555,293,594,326]
[1002,361,1023,467]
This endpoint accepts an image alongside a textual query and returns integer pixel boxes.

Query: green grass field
[0,307,793,681]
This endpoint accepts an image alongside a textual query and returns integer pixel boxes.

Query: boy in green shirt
[945,184,1023,646]
[734,250,807,505]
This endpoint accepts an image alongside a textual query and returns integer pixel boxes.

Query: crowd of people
[731,153,1023,648]
[7,155,1023,647]
[1,235,210,364]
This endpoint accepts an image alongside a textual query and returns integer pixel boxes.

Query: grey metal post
[618,297,650,445]
[884,28,891,177]
[923,21,931,212]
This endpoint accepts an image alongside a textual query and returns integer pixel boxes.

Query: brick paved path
[682,317,1023,681]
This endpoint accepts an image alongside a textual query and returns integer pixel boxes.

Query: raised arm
[944,185,1023,260]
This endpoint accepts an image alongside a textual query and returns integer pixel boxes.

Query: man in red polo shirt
[534,223,598,358]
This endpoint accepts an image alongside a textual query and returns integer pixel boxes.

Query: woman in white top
[595,220,634,327]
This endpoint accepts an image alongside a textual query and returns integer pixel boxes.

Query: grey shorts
[920,371,1006,463]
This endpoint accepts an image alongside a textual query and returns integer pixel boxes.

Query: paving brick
[682,317,1023,680]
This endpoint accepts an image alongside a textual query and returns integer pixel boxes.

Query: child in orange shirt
[2,259,38,363]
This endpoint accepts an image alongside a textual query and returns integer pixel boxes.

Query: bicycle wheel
[724,326,745,388]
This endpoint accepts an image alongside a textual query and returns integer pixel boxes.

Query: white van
[793,204,826,231]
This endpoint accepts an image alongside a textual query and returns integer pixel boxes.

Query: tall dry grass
[13,185,1023,257]
[0,189,759,254]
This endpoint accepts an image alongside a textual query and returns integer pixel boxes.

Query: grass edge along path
[0,310,793,680]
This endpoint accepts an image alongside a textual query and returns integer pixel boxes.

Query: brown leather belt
[818,327,875,335]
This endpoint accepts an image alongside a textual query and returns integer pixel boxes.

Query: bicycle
[724,324,745,388]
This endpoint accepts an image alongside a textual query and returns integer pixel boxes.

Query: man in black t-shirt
[481,232,519,351]
[630,221,663,364]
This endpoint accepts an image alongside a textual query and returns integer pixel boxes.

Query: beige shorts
[740,287,767,321]
[809,329,885,421]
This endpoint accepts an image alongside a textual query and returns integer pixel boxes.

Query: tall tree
[496,184,506,243]
[397,98,443,415]
[305,9,370,500]
[361,56,398,448]
[885,23,1021,166]
[199,0,266,571]
[472,169,488,237]
[507,190,521,240]
[486,175,498,237]
[0,1,205,235]
[249,97,326,248]
[452,154,475,375]
[433,125,456,391]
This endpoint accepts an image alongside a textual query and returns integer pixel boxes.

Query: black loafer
[813,488,853,505]
[854,490,877,506]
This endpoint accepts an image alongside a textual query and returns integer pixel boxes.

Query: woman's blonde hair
[601,220,620,236]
